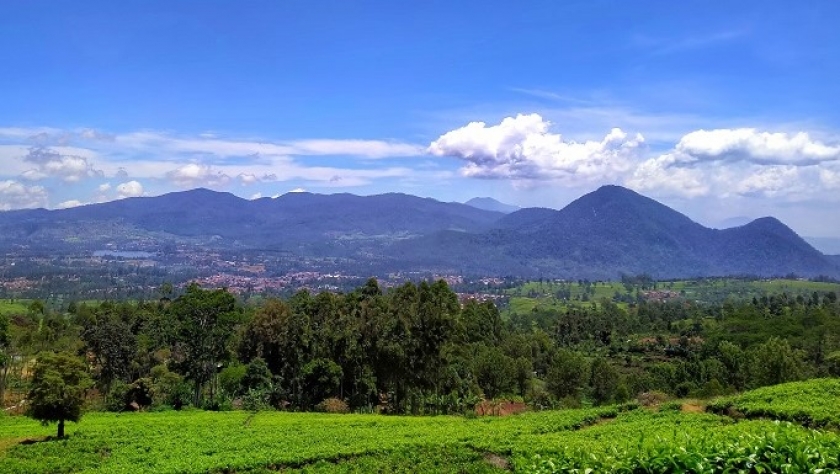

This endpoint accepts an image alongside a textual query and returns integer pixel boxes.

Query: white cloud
[289,187,306,193]
[625,153,710,198]
[289,139,423,158]
[98,183,112,192]
[238,173,260,185]
[21,147,103,182]
[78,128,114,141]
[627,128,840,200]
[113,132,421,159]
[166,163,231,188]
[116,180,144,198]
[674,128,840,166]
[428,114,645,183]
[249,192,262,200]
[819,167,840,189]
[57,200,85,209]
[733,166,802,197]
[0,180,48,210]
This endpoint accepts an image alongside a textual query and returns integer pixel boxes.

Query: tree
[0,313,9,404]
[81,311,137,390]
[545,349,588,401]
[472,345,515,399]
[746,337,806,388]
[169,284,239,405]
[590,357,620,406]
[27,352,92,438]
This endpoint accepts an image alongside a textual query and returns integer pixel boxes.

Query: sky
[1,1,840,239]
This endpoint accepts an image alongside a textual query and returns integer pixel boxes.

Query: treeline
[1,279,839,414]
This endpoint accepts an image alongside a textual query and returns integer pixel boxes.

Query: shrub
[637,391,668,407]
[106,381,130,412]
[316,397,349,414]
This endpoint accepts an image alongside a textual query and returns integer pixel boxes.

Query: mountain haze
[464,197,521,214]
[0,186,836,279]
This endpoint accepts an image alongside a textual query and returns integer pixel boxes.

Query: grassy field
[0,300,31,316]
[4,379,840,473]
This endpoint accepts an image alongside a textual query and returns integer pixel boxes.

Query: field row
[3,389,840,473]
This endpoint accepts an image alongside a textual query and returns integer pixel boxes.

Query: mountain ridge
[0,186,836,279]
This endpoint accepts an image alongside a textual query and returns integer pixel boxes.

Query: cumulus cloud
[238,173,260,185]
[819,167,840,189]
[625,153,710,198]
[0,180,48,210]
[674,128,840,165]
[289,187,306,193]
[734,166,802,197]
[97,183,112,192]
[627,128,840,199]
[21,147,103,182]
[166,163,231,188]
[237,172,277,185]
[116,180,144,198]
[428,114,645,183]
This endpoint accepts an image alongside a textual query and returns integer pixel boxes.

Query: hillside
[399,186,838,278]
[0,186,836,278]
[5,381,840,473]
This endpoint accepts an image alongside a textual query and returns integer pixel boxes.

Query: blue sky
[2,1,840,238]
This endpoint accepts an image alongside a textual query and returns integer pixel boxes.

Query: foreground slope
[4,380,840,473]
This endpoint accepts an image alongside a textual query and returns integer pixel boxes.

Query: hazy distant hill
[805,237,840,255]
[396,186,839,278]
[0,186,836,279]
[464,197,520,214]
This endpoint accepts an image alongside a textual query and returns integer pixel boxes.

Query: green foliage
[526,419,840,473]
[472,345,516,399]
[241,357,272,393]
[589,357,620,405]
[708,378,840,429]
[105,380,130,412]
[217,363,247,396]
[26,352,93,437]
[545,349,587,401]
[169,283,239,404]
[4,385,840,474]
[745,337,808,388]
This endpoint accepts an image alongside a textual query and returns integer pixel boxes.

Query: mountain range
[0,185,836,279]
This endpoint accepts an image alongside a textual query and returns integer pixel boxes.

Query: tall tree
[81,310,137,390]
[169,284,239,405]
[27,352,93,438]
[545,348,588,401]
[0,313,9,404]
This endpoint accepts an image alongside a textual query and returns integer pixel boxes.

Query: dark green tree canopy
[27,352,93,438]
[169,283,240,403]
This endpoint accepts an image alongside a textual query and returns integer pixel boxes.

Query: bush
[202,393,233,411]
[106,381,130,412]
[316,397,349,414]
[242,388,272,412]
[218,364,246,396]
[637,391,669,407]
[169,381,193,410]
[127,378,154,409]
